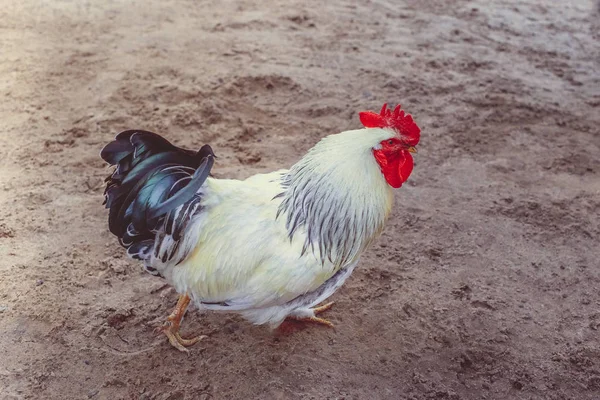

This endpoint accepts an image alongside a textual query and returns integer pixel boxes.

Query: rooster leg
[159,293,206,352]
[286,302,335,328]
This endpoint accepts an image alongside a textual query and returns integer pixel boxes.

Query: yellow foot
[301,316,335,328]
[157,293,207,353]
[313,301,334,315]
[158,321,206,353]
[286,302,336,328]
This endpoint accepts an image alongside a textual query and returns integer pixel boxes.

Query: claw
[313,301,334,315]
[158,293,206,352]
[285,302,336,328]
[304,316,335,328]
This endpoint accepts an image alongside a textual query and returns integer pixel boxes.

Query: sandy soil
[1,0,599,399]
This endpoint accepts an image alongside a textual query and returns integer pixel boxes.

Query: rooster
[101,103,420,351]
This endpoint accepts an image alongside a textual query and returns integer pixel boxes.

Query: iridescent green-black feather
[101,130,214,270]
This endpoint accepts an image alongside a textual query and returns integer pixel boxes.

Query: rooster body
[101,104,420,349]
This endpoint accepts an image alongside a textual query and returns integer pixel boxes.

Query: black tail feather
[101,130,214,260]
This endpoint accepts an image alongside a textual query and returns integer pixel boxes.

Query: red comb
[359,103,420,146]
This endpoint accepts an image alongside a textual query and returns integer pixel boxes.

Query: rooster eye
[387,139,394,145]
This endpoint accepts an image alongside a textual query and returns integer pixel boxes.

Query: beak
[407,146,417,154]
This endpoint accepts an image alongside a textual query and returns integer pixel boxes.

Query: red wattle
[373,149,414,188]
[397,150,414,184]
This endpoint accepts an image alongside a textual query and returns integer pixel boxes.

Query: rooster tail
[101,130,214,265]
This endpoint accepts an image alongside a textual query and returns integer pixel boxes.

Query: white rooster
[101,103,420,351]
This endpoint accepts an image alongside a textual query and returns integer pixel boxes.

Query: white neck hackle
[277,128,397,268]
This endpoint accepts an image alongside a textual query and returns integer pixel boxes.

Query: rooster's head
[359,103,421,188]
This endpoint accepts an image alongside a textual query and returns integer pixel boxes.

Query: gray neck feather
[276,163,387,268]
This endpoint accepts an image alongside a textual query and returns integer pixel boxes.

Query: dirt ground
[1,0,599,399]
